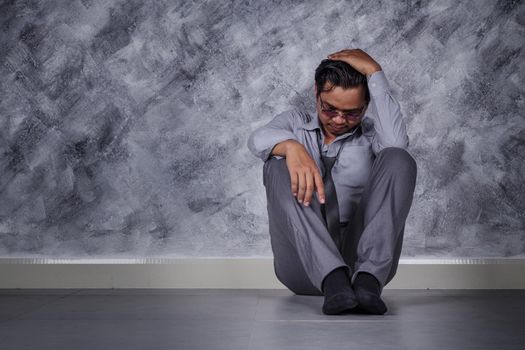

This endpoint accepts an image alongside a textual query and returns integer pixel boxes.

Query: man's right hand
[272,140,325,207]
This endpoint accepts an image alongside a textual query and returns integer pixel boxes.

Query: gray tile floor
[1,289,524,350]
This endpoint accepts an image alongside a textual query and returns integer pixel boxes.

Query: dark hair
[314,59,370,103]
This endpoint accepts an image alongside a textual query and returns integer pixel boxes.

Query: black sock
[322,266,352,296]
[353,272,387,315]
[354,272,380,294]
[321,267,358,315]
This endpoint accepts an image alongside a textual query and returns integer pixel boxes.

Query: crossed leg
[263,147,417,296]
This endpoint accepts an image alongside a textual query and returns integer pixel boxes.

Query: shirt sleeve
[247,109,299,162]
[366,70,409,155]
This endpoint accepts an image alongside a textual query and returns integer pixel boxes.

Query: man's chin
[332,127,347,133]
[332,123,360,133]
[331,125,351,132]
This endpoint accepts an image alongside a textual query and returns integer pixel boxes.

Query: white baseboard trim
[1,258,524,289]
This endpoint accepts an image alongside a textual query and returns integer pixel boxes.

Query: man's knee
[376,147,417,176]
[264,156,287,175]
[263,157,291,190]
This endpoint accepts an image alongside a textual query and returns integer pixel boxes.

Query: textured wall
[0,0,523,258]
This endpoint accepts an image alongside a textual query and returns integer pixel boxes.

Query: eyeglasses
[318,95,368,120]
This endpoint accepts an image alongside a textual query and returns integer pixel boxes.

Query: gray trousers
[263,147,417,296]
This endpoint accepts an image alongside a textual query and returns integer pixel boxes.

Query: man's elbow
[247,131,269,161]
[385,133,409,149]
[393,135,409,149]
[247,131,260,157]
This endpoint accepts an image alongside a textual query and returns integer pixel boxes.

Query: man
[247,48,417,315]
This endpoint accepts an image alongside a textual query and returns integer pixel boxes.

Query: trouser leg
[340,147,417,294]
[263,157,349,295]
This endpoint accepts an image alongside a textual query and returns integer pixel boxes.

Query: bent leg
[263,157,350,295]
[340,147,417,294]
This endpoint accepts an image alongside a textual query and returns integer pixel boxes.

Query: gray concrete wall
[0,0,523,258]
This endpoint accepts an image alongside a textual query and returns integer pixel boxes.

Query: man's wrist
[282,139,302,155]
[365,64,382,77]
[271,139,301,157]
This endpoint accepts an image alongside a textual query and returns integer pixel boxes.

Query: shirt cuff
[367,70,391,96]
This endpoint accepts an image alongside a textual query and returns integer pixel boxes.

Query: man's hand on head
[326,48,382,76]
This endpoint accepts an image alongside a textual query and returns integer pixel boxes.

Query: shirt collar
[301,113,321,130]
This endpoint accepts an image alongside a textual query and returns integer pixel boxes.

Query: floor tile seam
[256,319,394,322]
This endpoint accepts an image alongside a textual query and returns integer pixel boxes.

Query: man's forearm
[271,139,303,157]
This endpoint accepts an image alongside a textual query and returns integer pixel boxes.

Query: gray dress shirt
[247,70,409,225]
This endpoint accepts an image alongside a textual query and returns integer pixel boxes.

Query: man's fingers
[328,49,346,55]
[296,171,306,203]
[289,169,298,197]
[314,172,326,204]
[303,172,314,206]
[328,49,356,56]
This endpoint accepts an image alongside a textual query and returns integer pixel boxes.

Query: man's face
[314,82,367,138]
